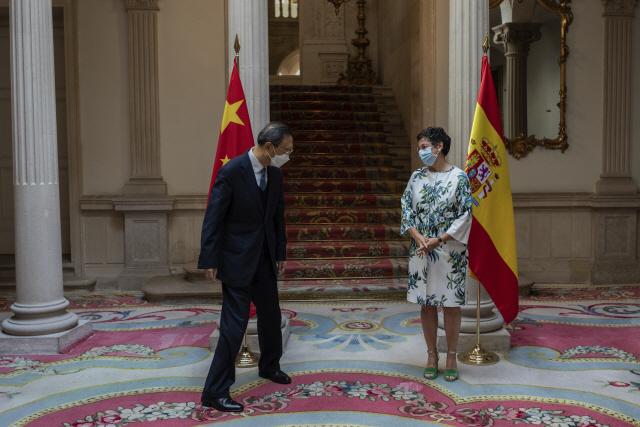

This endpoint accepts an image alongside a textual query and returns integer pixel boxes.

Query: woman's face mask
[267,144,291,168]
[419,145,438,166]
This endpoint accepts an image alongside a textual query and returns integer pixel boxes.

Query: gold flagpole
[234,34,241,68]
[457,33,499,367]
[230,33,259,368]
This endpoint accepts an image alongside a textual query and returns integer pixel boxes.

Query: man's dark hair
[417,127,451,156]
[257,122,293,147]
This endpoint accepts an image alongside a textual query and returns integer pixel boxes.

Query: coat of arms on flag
[466,137,503,206]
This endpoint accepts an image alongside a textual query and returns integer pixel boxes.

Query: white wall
[157,0,227,195]
[77,0,129,195]
[78,0,228,197]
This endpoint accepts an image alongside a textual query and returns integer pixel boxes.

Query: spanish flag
[465,55,519,323]
[207,57,255,202]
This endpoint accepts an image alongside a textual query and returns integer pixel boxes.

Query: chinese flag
[207,57,255,201]
[465,56,519,323]
[208,57,258,319]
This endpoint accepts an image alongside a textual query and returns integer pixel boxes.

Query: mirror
[489,0,573,159]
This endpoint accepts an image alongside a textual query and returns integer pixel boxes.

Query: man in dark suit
[198,122,294,412]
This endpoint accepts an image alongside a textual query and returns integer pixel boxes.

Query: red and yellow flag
[207,57,255,201]
[207,58,257,318]
[465,55,519,323]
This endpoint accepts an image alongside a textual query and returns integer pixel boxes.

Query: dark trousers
[202,248,283,399]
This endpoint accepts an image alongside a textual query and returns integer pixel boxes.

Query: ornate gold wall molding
[488,0,573,159]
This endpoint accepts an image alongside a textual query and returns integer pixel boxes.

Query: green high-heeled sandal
[423,349,439,380]
[444,350,459,382]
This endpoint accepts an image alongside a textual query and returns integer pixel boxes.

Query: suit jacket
[197,150,287,287]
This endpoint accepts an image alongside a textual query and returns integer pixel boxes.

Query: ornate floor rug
[0,286,638,426]
[271,85,409,298]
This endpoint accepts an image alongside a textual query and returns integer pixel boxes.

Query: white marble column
[228,0,271,139]
[443,0,506,337]
[123,0,167,195]
[493,22,542,139]
[596,0,638,194]
[2,0,78,336]
[447,0,489,169]
[590,0,640,285]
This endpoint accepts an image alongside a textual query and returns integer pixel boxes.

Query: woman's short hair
[417,127,451,156]
[257,122,293,147]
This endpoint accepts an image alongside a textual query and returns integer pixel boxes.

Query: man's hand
[204,268,217,281]
[277,261,286,276]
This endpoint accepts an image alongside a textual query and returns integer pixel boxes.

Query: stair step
[283,257,407,280]
[285,121,384,132]
[294,142,389,155]
[282,167,398,180]
[270,101,378,112]
[284,179,402,194]
[270,85,373,94]
[289,154,392,167]
[287,241,409,258]
[271,111,381,122]
[284,194,400,209]
[270,92,375,103]
[293,132,386,143]
[285,208,401,224]
[286,224,403,242]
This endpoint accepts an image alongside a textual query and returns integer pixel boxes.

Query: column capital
[492,22,542,56]
[125,0,160,11]
[602,0,636,16]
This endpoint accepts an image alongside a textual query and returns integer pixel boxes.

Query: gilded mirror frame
[489,0,573,159]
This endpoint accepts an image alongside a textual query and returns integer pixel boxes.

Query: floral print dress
[400,166,473,307]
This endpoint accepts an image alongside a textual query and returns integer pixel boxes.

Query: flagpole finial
[234,34,241,57]
[482,32,490,56]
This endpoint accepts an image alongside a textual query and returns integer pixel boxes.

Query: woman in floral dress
[400,127,473,381]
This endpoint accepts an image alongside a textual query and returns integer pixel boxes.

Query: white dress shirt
[249,147,268,187]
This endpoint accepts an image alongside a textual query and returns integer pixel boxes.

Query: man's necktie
[259,168,266,191]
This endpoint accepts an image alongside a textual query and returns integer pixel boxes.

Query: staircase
[270,85,411,299]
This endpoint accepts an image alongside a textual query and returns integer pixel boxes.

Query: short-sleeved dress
[400,166,473,307]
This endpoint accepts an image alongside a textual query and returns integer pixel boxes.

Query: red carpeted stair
[270,85,410,298]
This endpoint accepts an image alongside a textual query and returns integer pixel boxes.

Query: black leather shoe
[201,397,244,412]
[258,369,291,384]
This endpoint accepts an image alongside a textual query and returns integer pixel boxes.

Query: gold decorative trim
[489,0,573,159]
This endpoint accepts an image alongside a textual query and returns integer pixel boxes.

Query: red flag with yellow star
[207,57,255,201]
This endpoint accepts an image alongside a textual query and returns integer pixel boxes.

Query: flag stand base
[235,331,259,368]
[457,344,499,366]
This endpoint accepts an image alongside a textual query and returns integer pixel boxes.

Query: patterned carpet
[270,85,409,297]
[0,285,638,426]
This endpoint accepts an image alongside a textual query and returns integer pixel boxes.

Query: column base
[437,326,511,353]
[0,320,93,355]
[123,178,167,196]
[596,176,638,194]
[210,315,291,354]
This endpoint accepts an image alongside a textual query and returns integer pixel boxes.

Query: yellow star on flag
[220,155,231,166]
[220,100,245,133]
